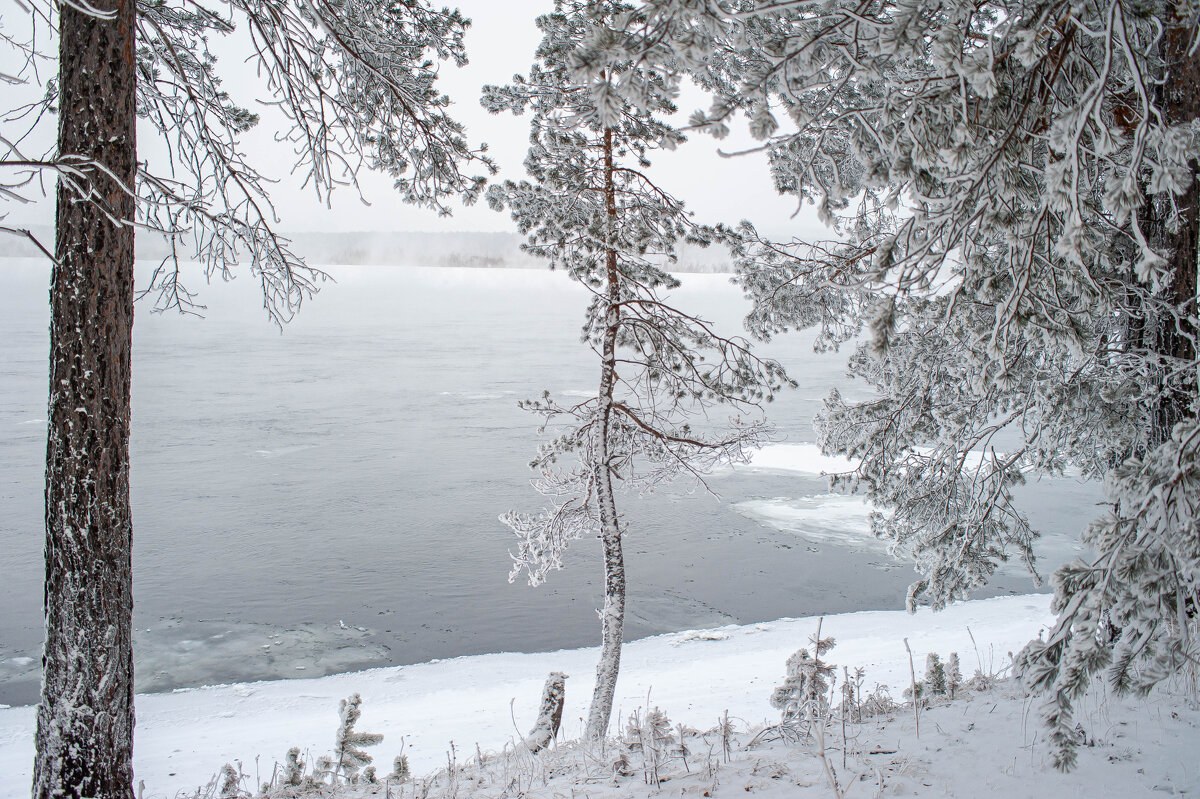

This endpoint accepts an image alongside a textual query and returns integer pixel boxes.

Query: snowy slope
[382,677,1200,799]
[0,595,1055,797]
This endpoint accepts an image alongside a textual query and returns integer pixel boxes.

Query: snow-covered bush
[389,754,411,782]
[218,763,245,799]
[301,693,385,786]
[925,654,948,697]
[615,707,686,784]
[281,748,304,788]
[331,693,383,782]
[770,630,836,728]
[946,653,963,699]
[901,650,963,705]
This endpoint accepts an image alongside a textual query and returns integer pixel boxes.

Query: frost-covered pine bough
[572,0,1200,770]
[484,0,789,741]
[1,3,490,798]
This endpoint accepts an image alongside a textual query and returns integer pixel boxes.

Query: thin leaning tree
[1,3,490,798]
[483,0,789,741]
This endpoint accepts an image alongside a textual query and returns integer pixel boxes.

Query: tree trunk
[586,127,626,742]
[523,671,567,752]
[1154,7,1200,442]
[34,1,138,797]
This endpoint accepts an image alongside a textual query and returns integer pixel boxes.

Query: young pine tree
[484,1,788,741]
[770,623,836,725]
[925,653,947,698]
[282,747,305,787]
[388,754,410,782]
[946,652,963,699]
[316,693,384,784]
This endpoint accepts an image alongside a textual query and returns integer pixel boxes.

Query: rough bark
[34,1,138,797]
[586,127,627,742]
[1154,8,1200,442]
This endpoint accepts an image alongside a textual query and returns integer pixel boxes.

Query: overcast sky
[4,0,828,241]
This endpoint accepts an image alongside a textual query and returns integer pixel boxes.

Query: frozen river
[0,259,1100,706]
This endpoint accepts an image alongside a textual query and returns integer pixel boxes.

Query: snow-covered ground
[0,595,1062,797]
[388,673,1200,799]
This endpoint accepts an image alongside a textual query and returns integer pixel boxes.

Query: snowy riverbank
[0,595,1059,797]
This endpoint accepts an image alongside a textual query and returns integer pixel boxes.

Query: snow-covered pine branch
[3,0,496,325]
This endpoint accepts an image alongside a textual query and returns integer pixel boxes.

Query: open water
[0,258,1101,706]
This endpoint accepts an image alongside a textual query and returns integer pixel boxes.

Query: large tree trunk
[34,1,138,797]
[1154,7,1200,442]
[586,127,626,742]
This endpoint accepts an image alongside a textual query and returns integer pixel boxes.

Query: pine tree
[330,693,384,783]
[946,652,963,700]
[2,5,489,796]
[572,0,1200,769]
[770,623,836,726]
[925,653,947,698]
[34,6,138,797]
[484,0,788,740]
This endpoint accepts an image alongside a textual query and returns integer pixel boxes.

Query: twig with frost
[720,711,733,763]
[904,638,920,738]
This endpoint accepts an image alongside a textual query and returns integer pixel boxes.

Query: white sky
[2,0,828,241]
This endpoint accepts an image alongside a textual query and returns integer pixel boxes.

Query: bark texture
[34,1,137,797]
[586,127,627,742]
[1155,8,1200,441]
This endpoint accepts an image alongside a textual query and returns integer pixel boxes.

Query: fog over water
[0,257,1102,707]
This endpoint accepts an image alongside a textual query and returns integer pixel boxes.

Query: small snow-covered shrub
[971,668,998,692]
[856,684,897,720]
[902,680,925,706]
[946,652,963,698]
[616,707,686,784]
[218,763,246,799]
[389,754,410,782]
[925,653,947,697]
[264,693,385,792]
[281,748,304,787]
[329,693,383,782]
[770,635,836,726]
[901,650,967,707]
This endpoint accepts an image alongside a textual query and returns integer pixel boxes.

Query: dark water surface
[0,259,1100,706]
